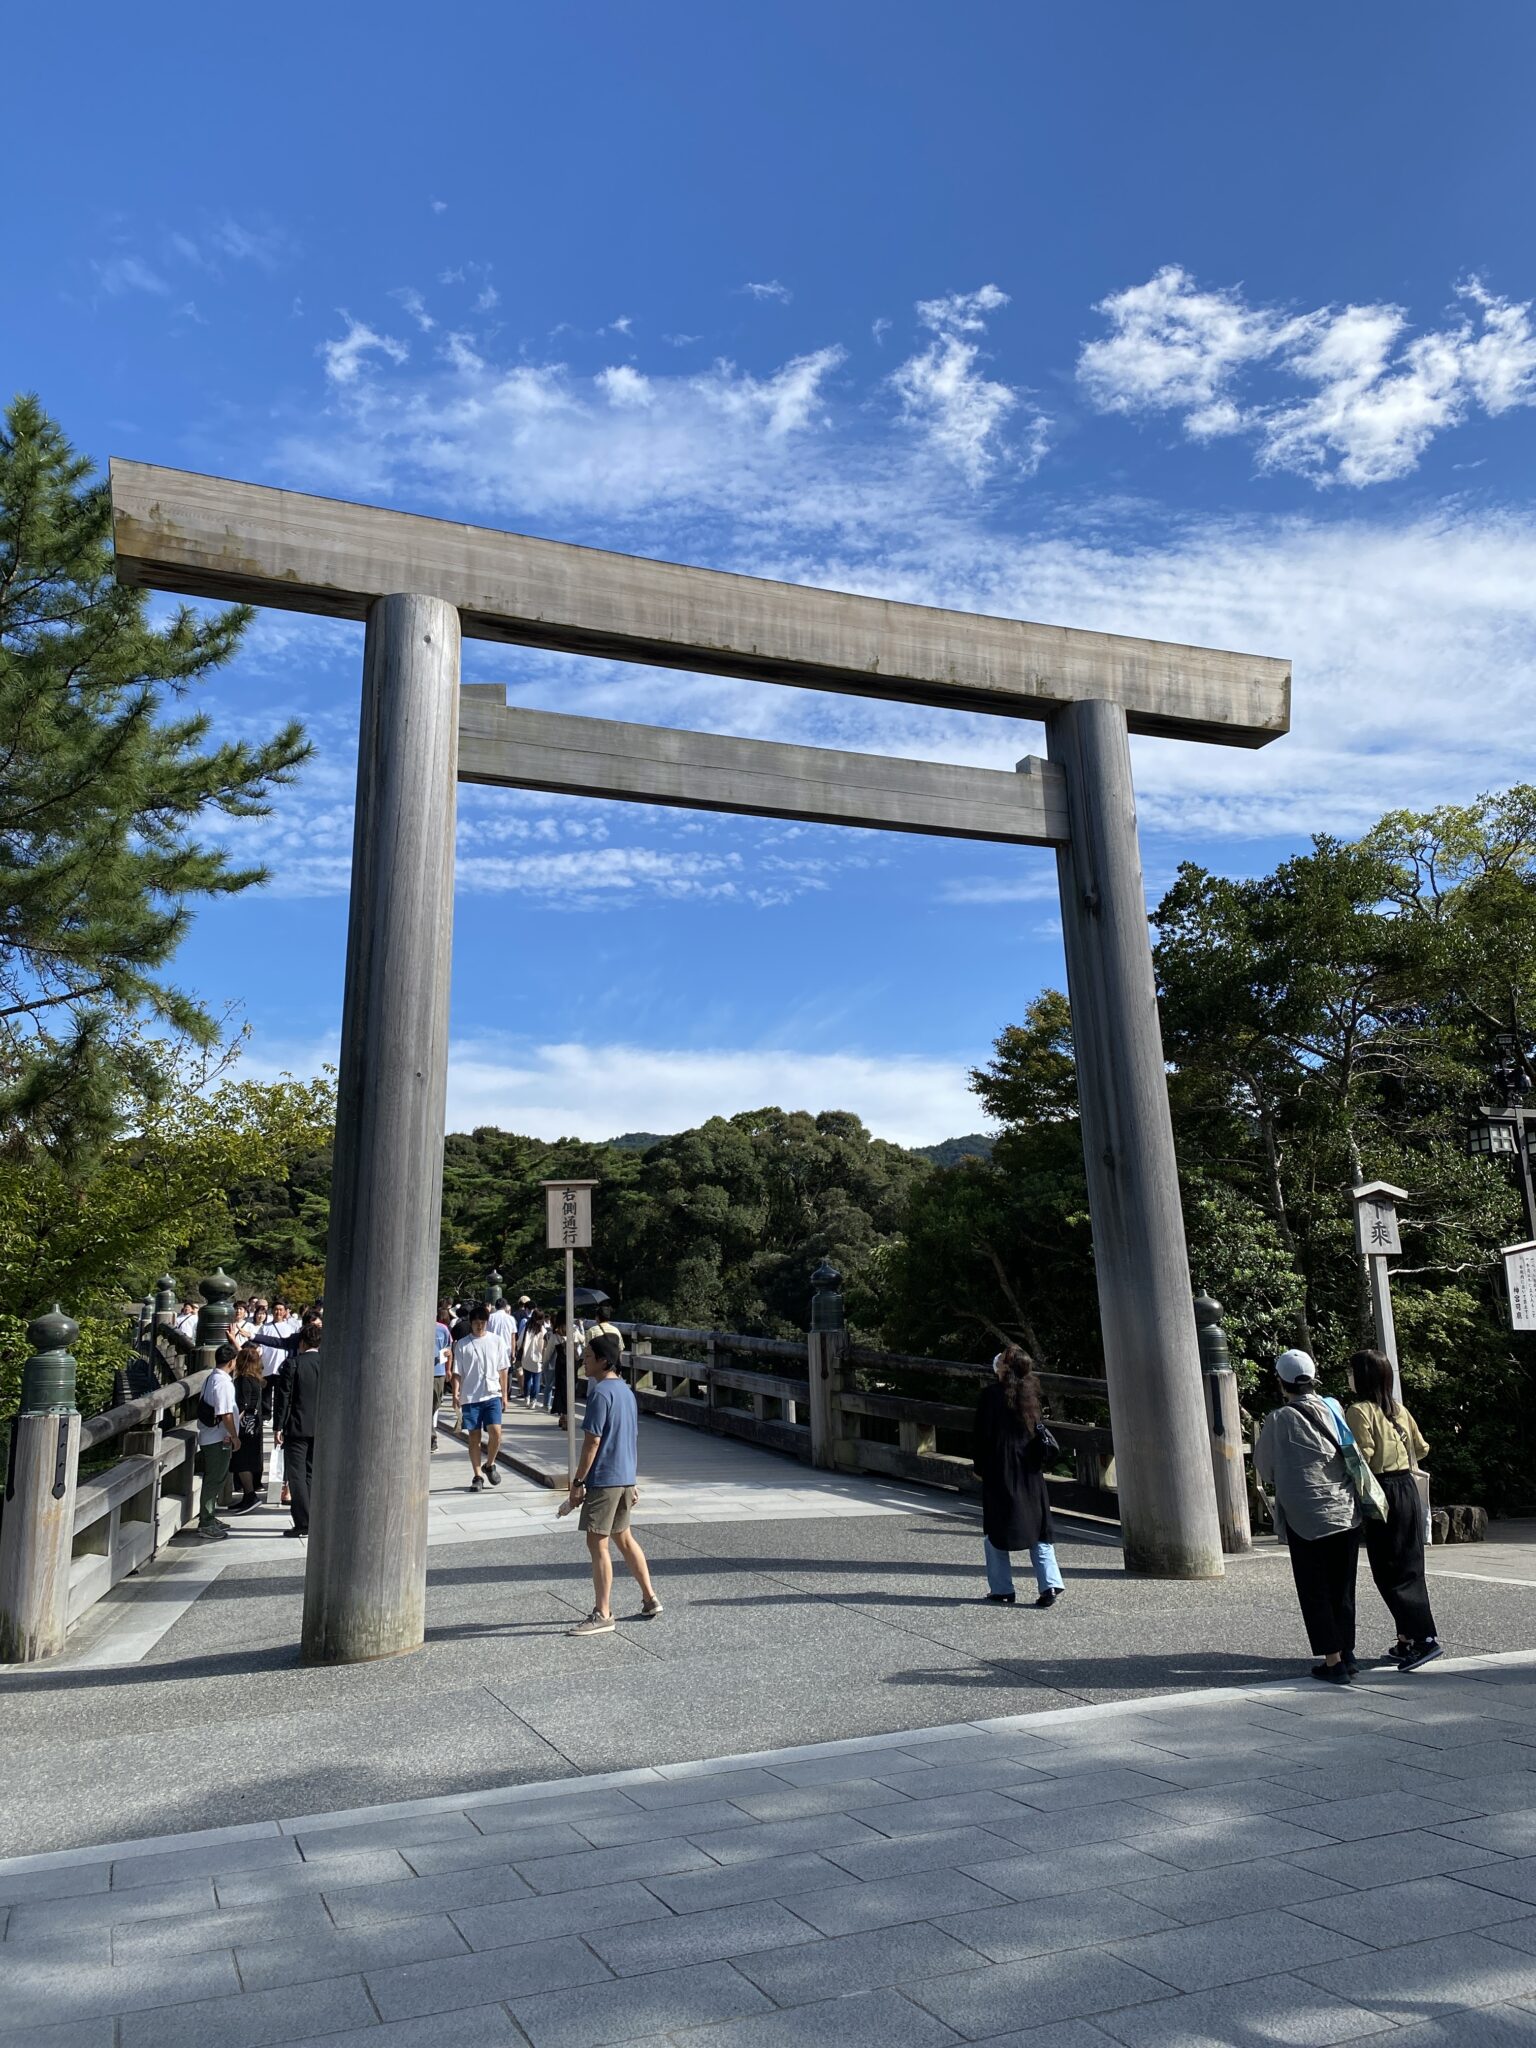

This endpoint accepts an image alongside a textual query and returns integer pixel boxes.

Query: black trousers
[1364,1470,1438,1643]
[1287,1524,1361,1658]
[231,1422,263,1498]
[285,1435,315,1533]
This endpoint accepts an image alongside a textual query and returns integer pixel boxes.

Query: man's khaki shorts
[579,1484,637,1536]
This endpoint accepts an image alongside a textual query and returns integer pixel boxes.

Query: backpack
[196,1372,228,1432]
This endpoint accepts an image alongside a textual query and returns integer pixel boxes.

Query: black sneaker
[471,1473,485,1490]
[485,1463,502,1487]
[982,1592,1015,1605]
[1034,1589,1062,1609]
[226,1495,261,1516]
[1311,1661,1353,1683]
[1399,1640,1444,1672]
[283,1525,307,1538]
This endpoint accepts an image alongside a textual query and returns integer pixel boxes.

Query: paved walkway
[48,1411,937,1674]
[12,1651,1536,2045]
[5,1403,1536,1862]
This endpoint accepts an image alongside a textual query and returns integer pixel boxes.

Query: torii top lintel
[109,460,1290,748]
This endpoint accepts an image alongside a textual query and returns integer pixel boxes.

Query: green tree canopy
[890,789,1536,1506]
[0,395,310,1159]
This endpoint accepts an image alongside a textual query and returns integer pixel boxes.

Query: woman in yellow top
[1345,1347,1441,1671]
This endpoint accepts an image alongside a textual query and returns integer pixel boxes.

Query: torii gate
[110,461,1290,1664]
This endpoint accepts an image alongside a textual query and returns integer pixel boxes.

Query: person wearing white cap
[1254,1349,1363,1683]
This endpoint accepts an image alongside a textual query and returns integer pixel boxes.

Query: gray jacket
[1254,1396,1362,1542]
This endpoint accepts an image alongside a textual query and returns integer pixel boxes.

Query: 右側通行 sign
[544,1183,594,1251]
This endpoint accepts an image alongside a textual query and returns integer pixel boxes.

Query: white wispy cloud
[320,315,409,386]
[939,873,1061,905]
[282,337,849,521]
[251,273,1536,864]
[391,287,436,333]
[206,218,288,269]
[92,254,171,296]
[742,280,792,303]
[891,285,1049,482]
[454,845,743,902]
[1079,266,1536,484]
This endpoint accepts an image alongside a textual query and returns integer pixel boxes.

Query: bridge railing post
[807,1261,849,1471]
[0,1307,83,1663]
[629,1336,653,1392]
[1195,1294,1252,1554]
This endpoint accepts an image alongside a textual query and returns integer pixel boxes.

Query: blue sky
[10,2,1536,1145]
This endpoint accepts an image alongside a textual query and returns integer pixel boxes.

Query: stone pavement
[6,1413,1536,1864]
[14,1653,1536,2046]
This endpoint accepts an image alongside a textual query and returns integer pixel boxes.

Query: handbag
[1390,1416,1433,1545]
[1319,1396,1388,1522]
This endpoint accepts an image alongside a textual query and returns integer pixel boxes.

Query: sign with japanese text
[1353,1193,1401,1257]
[545,1183,593,1251]
[1505,1242,1536,1331]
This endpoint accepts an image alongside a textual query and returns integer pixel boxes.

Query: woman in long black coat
[971,1345,1065,1608]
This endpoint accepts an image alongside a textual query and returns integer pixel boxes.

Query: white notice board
[546,1185,593,1251]
[1505,1242,1536,1331]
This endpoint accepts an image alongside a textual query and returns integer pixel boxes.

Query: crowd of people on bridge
[175,1285,1447,1670]
[178,1286,655,1635]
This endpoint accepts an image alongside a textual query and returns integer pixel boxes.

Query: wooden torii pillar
[110,461,1291,1658]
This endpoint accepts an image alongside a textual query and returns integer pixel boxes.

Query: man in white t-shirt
[486,1300,516,1350]
[252,1302,292,1383]
[174,1344,239,1542]
[452,1306,511,1492]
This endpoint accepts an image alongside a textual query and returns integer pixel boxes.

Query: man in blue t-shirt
[566,1331,662,1635]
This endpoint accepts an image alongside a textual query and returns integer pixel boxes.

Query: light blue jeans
[984,1535,1064,1598]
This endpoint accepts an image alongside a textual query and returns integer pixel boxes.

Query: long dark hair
[1349,1347,1398,1420]
[996,1345,1043,1428]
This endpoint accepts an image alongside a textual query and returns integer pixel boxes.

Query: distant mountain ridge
[604,1129,994,1165]
[915,1133,995,1167]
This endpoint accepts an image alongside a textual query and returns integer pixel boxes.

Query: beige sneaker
[640,1597,664,1619]
[569,1608,615,1636]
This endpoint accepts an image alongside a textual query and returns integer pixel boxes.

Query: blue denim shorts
[460,1398,503,1432]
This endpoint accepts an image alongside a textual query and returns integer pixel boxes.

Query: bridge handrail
[80,1366,210,1452]
[614,1320,808,1364]
[845,1345,1109,1400]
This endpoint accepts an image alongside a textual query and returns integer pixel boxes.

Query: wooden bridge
[0,1260,1194,1664]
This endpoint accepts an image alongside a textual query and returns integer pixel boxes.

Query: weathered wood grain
[1049,699,1224,1578]
[110,460,1290,746]
[301,594,460,1665]
[0,1413,81,1661]
[457,695,1070,845]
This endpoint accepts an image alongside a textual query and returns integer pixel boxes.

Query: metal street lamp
[1469,1040,1536,1242]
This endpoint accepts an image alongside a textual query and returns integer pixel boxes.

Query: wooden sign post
[543,1180,597,1483]
[1353,1180,1407,1406]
